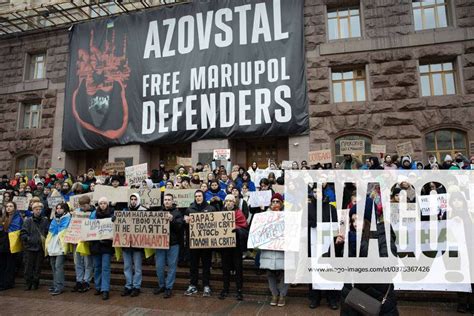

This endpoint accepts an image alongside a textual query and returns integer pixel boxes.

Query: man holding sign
[155,193,184,299]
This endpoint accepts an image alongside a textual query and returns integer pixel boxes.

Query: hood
[129,193,141,208]
[444,154,452,162]
[144,179,153,189]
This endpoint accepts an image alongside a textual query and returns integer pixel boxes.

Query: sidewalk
[0,285,461,315]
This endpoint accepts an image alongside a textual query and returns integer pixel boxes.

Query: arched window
[16,155,37,179]
[425,129,467,161]
[335,135,372,163]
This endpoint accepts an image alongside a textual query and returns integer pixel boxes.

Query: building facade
[0,0,474,177]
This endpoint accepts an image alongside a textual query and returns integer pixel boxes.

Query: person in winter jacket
[60,182,74,202]
[399,156,416,170]
[155,193,184,299]
[219,194,248,301]
[0,201,23,290]
[340,154,362,170]
[247,161,260,183]
[205,180,226,202]
[72,195,95,293]
[121,193,148,298]
[183,190,215,297]
[236,172,256,192]
[424,154,441,170]
[383,155,398,170]
[46,203,71,295]
[232,187,249,220]
[20,202,49,290]
[90,197,114,300]
[260,193,288,307]
[369,157,384,170]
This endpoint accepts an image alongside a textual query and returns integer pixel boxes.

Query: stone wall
[305,0,474,161]
[0,29,69,176]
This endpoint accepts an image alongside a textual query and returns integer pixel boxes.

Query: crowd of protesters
[0,152,473,315]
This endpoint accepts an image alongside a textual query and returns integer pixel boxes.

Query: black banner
[63,0,308,151]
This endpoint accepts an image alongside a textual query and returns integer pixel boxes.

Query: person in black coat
[20,201,49,290]
[182,190,216,297]
[90,197,114,300]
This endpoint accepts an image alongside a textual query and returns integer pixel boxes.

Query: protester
[121,193,148,297]
[183,190,214,297]
[90,197,114,300]
[260,193,288,307]
[155,193,183,298]
[219,194,248,301]
[46,203,71,296]
[0,201,22,290]
[20,202,49,290]
[205,180,226,202]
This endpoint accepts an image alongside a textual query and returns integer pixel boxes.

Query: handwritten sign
[371,144,386,154]
[47,196,65,209]
[418,194,448,216]
[308,150,332,165]
[340,140,365,155]
[248,190,272,207]
[164,189,196,208]
[248,211,284,250]
[64,217,113,243]
[176,157,192,167]
[213,149,231,160]
[189,211,236,249]
[125,163,148,186]
[396,141,414,156]
[69,193,95,210]
[102,161,126,174]
[113,211,170,249]
[197,172,207,181]
[93,185,129,203]
[129,188,162,208]
[281,160,294,170]
[12,196,30,210]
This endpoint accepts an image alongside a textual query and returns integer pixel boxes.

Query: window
[419,62,455,96]
[335,135,372,163]
[327,7,361,40]
[332,69,366,103]
[17,155,37,179]
[413,0,448,31]
[26,53,46,80]
[21,104,41,129]
[425,129,467,161]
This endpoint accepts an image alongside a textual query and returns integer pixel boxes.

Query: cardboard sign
[113,211,170,249]
[102,161,126,174]
[164,189,196,208]
[129,188,162,208]
[281,160,294,170]
[248,211,284,250]
[189,211,236,249]
[69,193,95,210]
[93,185,129,203]
[64,217,113,243]
[272,184,285,195]
[125,163,148,186]
[340,140,365,155]
[248,190,272,207]
[177,157,192,167]
[396,141,414,156]
[254,169,283,187]
[213,149,231,160]
[47,168,62,175]
[12,196,30,210]
[418,194,448,217]
[308,150,332,165]
[47,196,65,209]
[371,144,386,154]
[197,172,208,181]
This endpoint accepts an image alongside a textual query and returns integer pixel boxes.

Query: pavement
[0,285,464,315]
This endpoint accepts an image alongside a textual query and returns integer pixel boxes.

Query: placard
[213,149,231,160]
[396,141,414,156]
[113,211,170,249]
[340,140,365,155]
[12,196,30,210]
[129,188,162,208]
[197,172,208,181]
[371,144,386,154]
[125,163,148,186]
[164,189,196,208]
[64,217,113,243]
[102,161,126,173]
[177,157,192,167]
[308,150,332,165]
[47,196,65,209]
[248,211,284,250]
[69,193,95,210]
[189,211,236,249]
[418,194,448,217]
[248,190,272,207]
[254,169,283,187]
[93,185,129,203]
[281,160,294,170]
[272,184,285,195]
